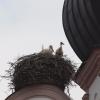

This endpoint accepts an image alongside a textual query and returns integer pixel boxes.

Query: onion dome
[62,0,100,61]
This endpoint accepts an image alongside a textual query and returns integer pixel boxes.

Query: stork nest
[7,53,76,92]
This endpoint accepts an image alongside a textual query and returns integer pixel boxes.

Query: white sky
[0,0,85,99]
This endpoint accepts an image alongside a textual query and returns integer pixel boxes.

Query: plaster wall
[89,76,100,100]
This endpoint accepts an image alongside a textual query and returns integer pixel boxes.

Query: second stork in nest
[40,45,54,55]
[55,42,64,57]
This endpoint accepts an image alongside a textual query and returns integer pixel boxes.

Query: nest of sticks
[7,52,76,92]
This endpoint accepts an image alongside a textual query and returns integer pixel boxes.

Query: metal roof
[62,0,100,61]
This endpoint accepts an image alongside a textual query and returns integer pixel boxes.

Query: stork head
[60,42,64,46]
[49,45,54,52]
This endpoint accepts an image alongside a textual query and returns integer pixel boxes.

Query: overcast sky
[0,0,85,99]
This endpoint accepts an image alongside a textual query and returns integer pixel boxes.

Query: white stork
[55,42,64,57]
[40,45,54,55]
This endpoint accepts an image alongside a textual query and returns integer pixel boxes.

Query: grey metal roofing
[62,0,100,61]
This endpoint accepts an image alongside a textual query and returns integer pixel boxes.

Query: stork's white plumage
[40,45,54,55]
[55,42,64,57]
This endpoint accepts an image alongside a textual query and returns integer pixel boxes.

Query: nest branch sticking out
[7,52,76,92]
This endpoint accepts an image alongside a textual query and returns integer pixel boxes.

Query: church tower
[62,0,100,100]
